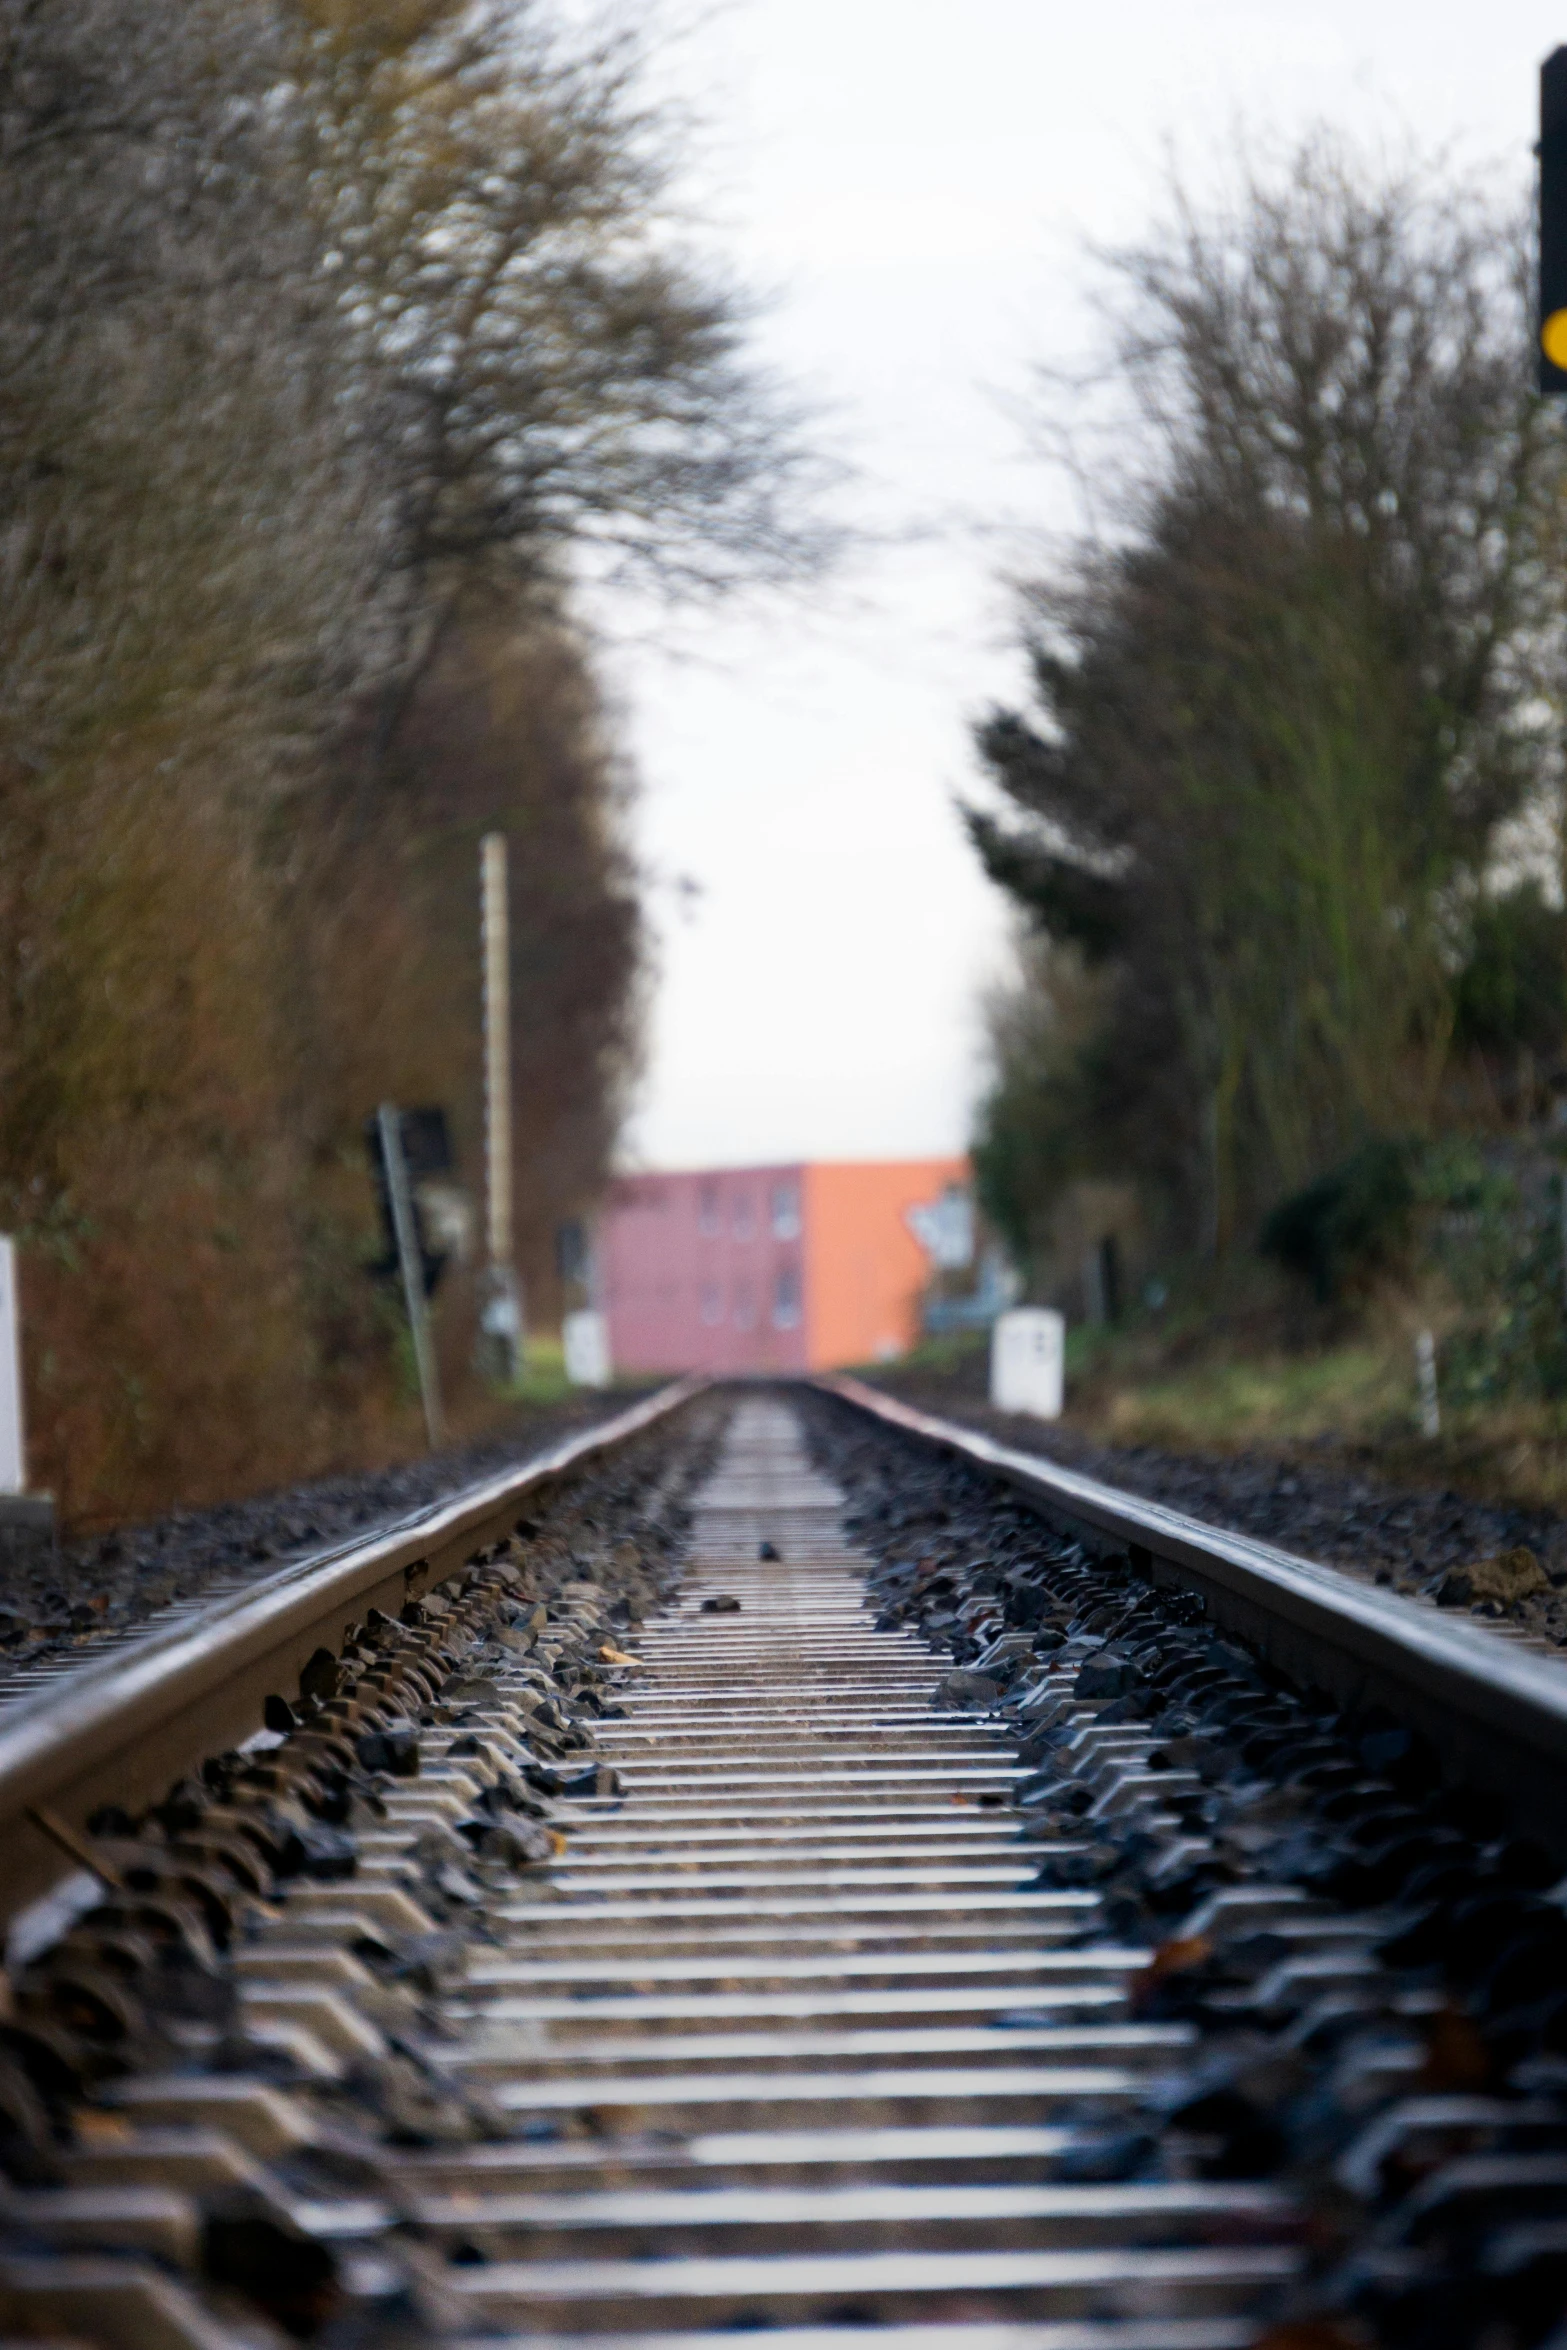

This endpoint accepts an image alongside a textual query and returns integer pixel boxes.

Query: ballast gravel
[870,1376,1567,1644]
[0,1392,651,1680]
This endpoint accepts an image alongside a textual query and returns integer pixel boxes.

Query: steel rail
[0,1377,704,1925]
[824,1375,1567,1857]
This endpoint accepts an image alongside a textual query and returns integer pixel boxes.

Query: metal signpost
[378,1103,444,1449]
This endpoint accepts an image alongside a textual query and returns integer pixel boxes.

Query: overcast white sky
[598,0,1559,1173]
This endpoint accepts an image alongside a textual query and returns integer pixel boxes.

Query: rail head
[0,1376,707,1924]
[821,1374,1567,1855]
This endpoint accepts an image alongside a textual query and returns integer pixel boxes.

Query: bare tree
[294,0,835,613]
[0,0,411,783]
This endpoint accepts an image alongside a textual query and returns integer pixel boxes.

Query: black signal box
[365,1106,454,1297]
[1541,49,1567,392]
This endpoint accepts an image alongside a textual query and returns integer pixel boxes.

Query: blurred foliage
[971,939,1106,1273]
[1259,1140,1420,1306]
[968,138,1567,1294]
[0,0,822,1522]
[1420,1145,1567,1408]
[1262,1130,1567,1412]
[1452,883,1567,1062]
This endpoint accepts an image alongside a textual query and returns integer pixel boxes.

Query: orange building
[599,1159,970,1374]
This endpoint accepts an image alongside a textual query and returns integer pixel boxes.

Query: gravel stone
[870,1383,1567,1649]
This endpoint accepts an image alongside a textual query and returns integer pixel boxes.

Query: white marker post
[0,1237,53,1557]
[990,1308,1065,1419]
[0,1237,25,1495]
[563,1309,612,1389]
[1415,1329,1441,1440]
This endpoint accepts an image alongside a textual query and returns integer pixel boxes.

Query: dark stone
[294,1821,357,1880]
[1076,1652,1140,1700]
[355,1725,420,1778]
[86,1804,137,1839]
[1494,1838,1560,1890]
[37,1966,143,2047]
[151,1781,205,1835]
[1476,1923,1567,2016]
[0,2053,61,2184]
[203,2213,339,2336]
[1161,2084,1286,2179]
[0,2018,89,2102]
[936,1669,999,1710]
[458,1816,554,1865]
[297,1647,340,1703]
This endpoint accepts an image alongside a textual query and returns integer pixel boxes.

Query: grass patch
[862,1330,990,1393]
[1095,1343,1413,1450]
[870,1271,1567,1514]
[501,1333,578,1407]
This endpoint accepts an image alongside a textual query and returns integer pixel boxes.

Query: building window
[700,1282,723,1326]
[697,1182,720,1238]
[733,1194,755,1241]
[773,1260,801,1329]
[733,1281,755,1330]
[771,1182,800,1240]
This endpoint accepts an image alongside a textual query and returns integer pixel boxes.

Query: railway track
[0,1383,701,1926]
[1,1383,1565,2348]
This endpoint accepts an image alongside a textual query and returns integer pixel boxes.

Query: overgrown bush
[1422,1146,1567,1406]
[968,138,1565,1272]
[1452,883,1567,1063]
[1259,1139,1419,1304]
[1262,1133,1567,1408]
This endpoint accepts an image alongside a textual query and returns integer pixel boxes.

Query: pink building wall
[598,1158,969,1374]
[600,1165,810,1375]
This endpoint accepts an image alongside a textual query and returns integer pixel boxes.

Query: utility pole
[377,1103,444,1448]
[479,832,522,1381]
